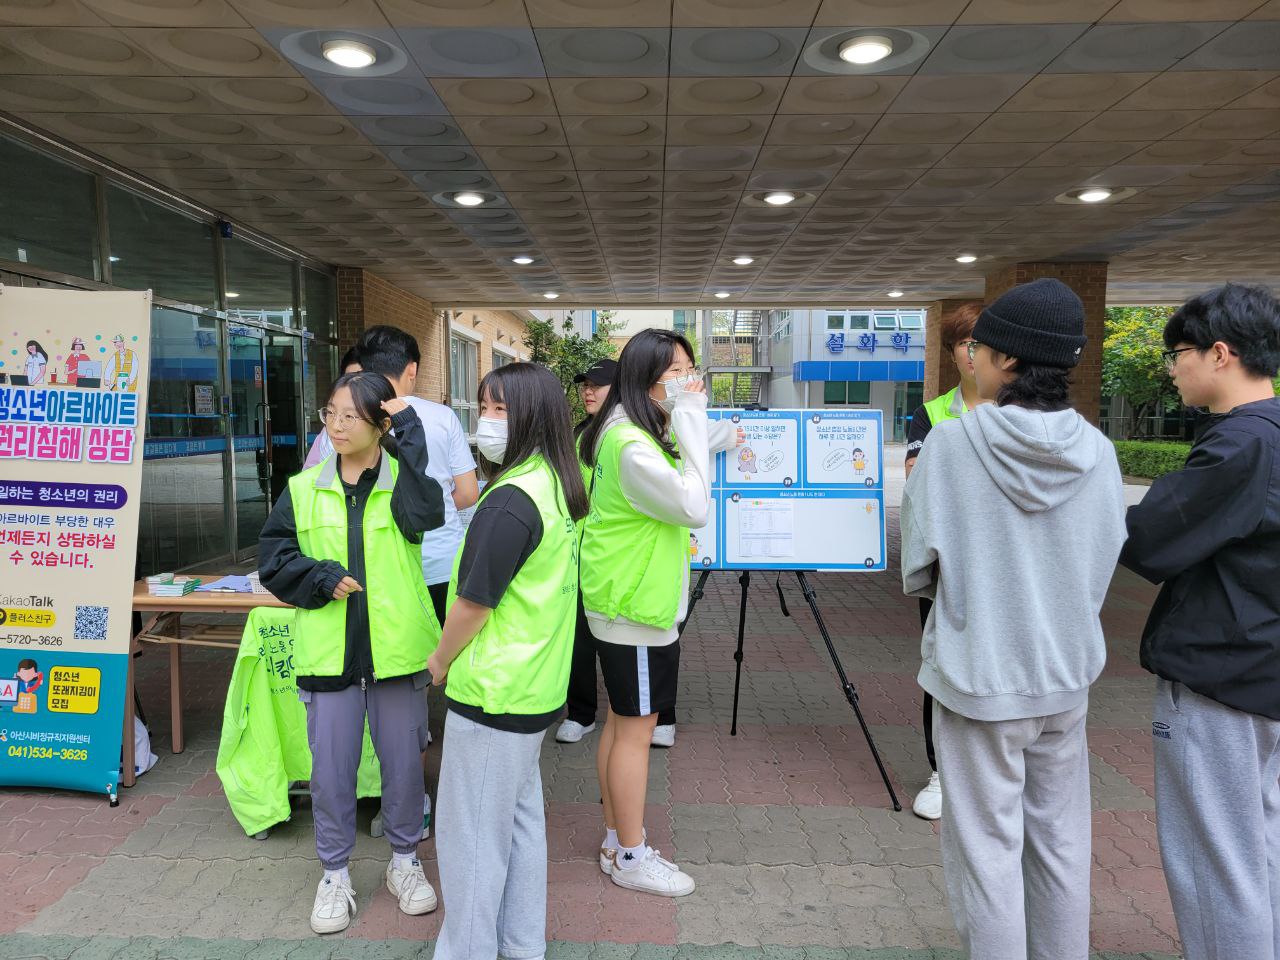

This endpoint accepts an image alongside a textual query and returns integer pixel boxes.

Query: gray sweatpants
[935,699,1092,960]
[434,710,548,960]
[1153,679,1280,960]
[301,676,427,870]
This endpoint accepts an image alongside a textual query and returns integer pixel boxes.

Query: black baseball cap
[573,358,617,385]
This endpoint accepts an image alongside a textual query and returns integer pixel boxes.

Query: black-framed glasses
[1161,346,1197,372]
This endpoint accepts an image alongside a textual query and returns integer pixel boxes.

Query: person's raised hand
[381,397,409,417]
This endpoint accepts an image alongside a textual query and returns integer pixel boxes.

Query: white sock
[423,794,432,814]
[604,828,619,850]
[392,852,416,870]
[617,841,649,870]
[324,866,350,886]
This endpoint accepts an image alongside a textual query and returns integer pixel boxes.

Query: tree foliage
[1103,305,1179,437]
[523,309,620,421]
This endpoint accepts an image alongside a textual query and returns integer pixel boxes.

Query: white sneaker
[650,724,676,748]
[912,772,942,821]
[310,874,357,934]
[611,847,695,897]
[556,719,595,743]
[386,858,438,915]
[599,845,616,875]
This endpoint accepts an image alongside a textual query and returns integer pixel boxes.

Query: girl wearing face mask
[576,328,711,898]
[427,363,589,960]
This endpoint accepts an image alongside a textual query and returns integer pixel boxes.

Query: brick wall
[984,261,1108,425]
[444,308,531,421]
[924,299,981,401]
[336,268,445,403]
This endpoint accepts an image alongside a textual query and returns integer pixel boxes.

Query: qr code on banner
[74,605,109,641]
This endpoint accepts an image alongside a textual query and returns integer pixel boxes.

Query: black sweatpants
[919,597,937,773]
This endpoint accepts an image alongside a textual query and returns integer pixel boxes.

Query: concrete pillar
[924,299,983,401]
[983,262,1107,425]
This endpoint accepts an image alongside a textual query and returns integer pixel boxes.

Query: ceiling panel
[2,1,1278,304]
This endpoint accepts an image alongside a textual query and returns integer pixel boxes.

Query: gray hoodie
[901,403,1126,722]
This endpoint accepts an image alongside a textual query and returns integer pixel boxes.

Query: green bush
[1113,440,1192,479]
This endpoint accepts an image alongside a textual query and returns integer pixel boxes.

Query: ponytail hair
[327,371,398,457]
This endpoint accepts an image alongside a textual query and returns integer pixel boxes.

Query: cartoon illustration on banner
[0,287,151,802]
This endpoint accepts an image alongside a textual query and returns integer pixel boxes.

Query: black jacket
[257,408,445,691]
[1120,397,1280,720]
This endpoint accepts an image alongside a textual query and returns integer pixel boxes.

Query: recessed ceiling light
[955,254,977,264]
[887,290,904,298]
[763,191,796,206]
[543,292,559,299]
[512,256,534,265]
[838,35,893,65]
[226,291,240,298]
[714,291,731,299]
[1181,253,1206,262]
[108,255,121,263]
[321,39,377,70]
[732,256,755,266]
[453,192,486,207]
[1077,187,1113,203]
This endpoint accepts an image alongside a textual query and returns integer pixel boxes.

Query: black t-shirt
[905,403,933,463]
[447,484,563,733]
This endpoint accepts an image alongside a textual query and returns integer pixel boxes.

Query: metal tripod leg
[794,571,902,811]
[730,570,751,736]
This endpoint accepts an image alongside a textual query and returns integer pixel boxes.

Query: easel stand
[681,568,902,812]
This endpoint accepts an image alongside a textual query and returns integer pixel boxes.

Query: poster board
[690,409,885,572]
[0,288,151,799]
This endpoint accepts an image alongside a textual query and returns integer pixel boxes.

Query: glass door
[138,306,230,575]
[228,325,270,559]
[265,332,303,504]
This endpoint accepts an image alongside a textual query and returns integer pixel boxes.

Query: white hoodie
[901,403,1127,721]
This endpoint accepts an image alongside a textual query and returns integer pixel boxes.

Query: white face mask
[475,416,508,463]
[658,374,696,410]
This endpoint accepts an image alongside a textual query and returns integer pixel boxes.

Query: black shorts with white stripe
[596,638,680,718]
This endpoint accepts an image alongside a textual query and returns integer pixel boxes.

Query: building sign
[0,288,151,801]
[825,332,845,354]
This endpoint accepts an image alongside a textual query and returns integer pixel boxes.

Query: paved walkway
[0,452,1179,960]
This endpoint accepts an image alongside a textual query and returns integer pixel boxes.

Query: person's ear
[997,351,1018,372]
[404,361,418,386]
[1211,341,1232,369]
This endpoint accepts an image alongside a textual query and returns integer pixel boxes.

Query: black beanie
[973,278,1087,368]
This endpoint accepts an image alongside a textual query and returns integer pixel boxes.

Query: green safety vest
[215,607,381,836]
[922,385,968,429]
[580,421,686,630]
[288,453,441,679]
[445,455,579,715]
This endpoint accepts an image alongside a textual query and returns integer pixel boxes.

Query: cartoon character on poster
[24,341,49,385]
[737,446,757,479]
[65,338,91,386]
[9,659,41,714]
[105,334,141,391]
[852,447,866,477]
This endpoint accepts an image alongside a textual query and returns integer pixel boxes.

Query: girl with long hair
[577,328,711,898]
[428,362,589,960]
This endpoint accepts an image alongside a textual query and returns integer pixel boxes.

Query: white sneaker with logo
[310,874,357,934]
[556,719,596,743]
[386,858,438,915]
[611,847,695,897]
[912,772,942,821]
[650,724,676,748]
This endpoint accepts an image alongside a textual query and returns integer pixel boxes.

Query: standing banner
[0,287,151,801]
